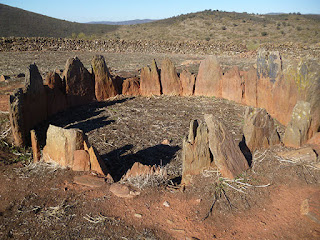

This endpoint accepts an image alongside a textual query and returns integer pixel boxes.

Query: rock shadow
[34,97,132,147]
[102,144,180,182]
[239,135,252,167]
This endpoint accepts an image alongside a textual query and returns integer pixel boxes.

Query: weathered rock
[194,56,222,97]
[44,71,67,116]
[243,107,280,152]
[204,114,249,179]
[88,146,108,176]
[180,69,196,96]
[307,132,320,146]
[124,162,163,179]
[243,66,258,107]
[44,71,64,91]
[182,120,212,184]
[140,60,161,96]
[9,64,47,146]
[109,183,140,198]
[74,175,106,188]
[221,66,244,103]
[63,57,95,107]
[43,125,85,167]
[283,101,311,148]
[277,147,317,163]
[301,191,320,224]
[91,55,120,100]
[72,150,91,171]
[122,77,140,96]
[30,130,41,162]
[0,75,9,82]
[160,58,181,95]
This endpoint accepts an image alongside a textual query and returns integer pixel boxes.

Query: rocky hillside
[0,4,118,38]
[107,10,320,47]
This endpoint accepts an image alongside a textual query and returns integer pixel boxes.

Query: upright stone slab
[180,69,196,96]
[181,120,212,184]
[43,125,85,167]
[194,56,222,97]
[140,59,161,96]
[243,66,258,107]
[160,58,181,95]
[9,64,47,146]
[283,101,312,148]
[243,107,280,152]
[204,114,249,179]
[91,55,121,100]
[221,66,244,103]
[63,57,95,107]
[44,71,67,116]
[122,77,140,96]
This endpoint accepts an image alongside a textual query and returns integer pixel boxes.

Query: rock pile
[182,115,249,183]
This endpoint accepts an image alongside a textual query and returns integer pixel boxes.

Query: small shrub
[277,26,280,30]
[248,28,252,31]
[233,23,238,27]
[221,26,227,30]
[205,37,210,41]
[281,30,285,35]
[261,31,268,36]
[296,26,302,31]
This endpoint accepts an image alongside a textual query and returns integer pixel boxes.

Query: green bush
[261,31,268,36]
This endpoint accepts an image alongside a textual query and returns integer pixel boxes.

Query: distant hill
[0,4,118,38]
[87,19,155,25]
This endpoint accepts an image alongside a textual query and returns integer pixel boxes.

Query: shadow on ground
[102,144,180,182]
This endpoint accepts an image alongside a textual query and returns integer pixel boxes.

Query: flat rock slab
[73,175,106,188]
[301,191,320,224]
[277,147,317,163]
[109,183,140,198]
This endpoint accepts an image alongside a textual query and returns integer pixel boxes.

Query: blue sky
[1,0,319,22]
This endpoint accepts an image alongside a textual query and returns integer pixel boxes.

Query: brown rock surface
[300,191,320,224]
[180,69,196,96]
[122,77,140,96]
[91,55,120,100]
[124,162,162,179]
[9,64,47,146]
[63,57,95,107]
[194,56,222,97]
[243,107,280,152]
[44,71,64,90]
[73,175,106,188]
[204,114,249,179]
[181,120,212,184]
[87,145,109,176]
[221,66,244,103]
[243,66,258,107]
[140,60,161,96]
[30,129,41,162]
[43,125,85,167]
[109,183,140,198]
[72,150,91,172]
[277,147,317,164]
[160,58,181,95]
[283,101,311,148]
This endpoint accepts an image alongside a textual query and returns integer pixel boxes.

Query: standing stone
[180,69,196,96]
[160,58,181,95]
[30,130,41,162]
[140,60,161,96]
[283,101,312,148]
[194,56,223,97]
[204,114,249,179]
[181,120,212,184]
[43,125,85,168]
[9,64,47,146]
[72,150,91,171]
[44,71,67,116]
[221,66,244,103]
[63,57,95,107]
[243,66,258,107]
[91,55,121,101]
[122,77,140,96]
[243,107,280,152]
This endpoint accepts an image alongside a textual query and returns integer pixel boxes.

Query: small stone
[301,191,320,224]
[163,201,170,207]
[30,130,41,162]
[134,213,142,218]
[73,175,105,188]
[109,183,140,198]
[0,75,10,82]
[166,219,174,224]
[161,139,170,145]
